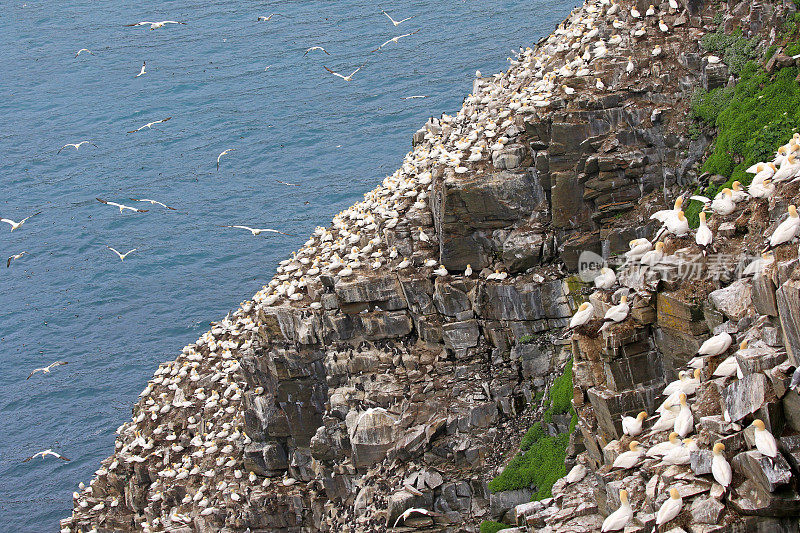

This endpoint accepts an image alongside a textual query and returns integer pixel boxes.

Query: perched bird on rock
[569,302,595,329]
[601,489,633,532]
[712,442,732,488]
[656,488,682,526]
[612,441,643,469]
[622,411,647,437]
[674,393,694,437]
[593,267,616,289]
[750,419,777,458]
[768,205,800,248]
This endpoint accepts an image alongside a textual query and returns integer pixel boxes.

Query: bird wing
[57,144,72,153]
[275,180,299,186]
[20,212,42,224]
[96,198,110,206]
[163,21,186,25]
[689,195,711,204]
[26,368,43,380]
[397,16,415,23]
[107,246,123,259]
[257,228,291,236]
[382,10,397,24]
[125,22,154,26]
[0,218,15,226]
[399,29,421,39]
[124,249,138,256]
[6,256,11,268]
[230,225,254,231]
[348,64,366,77]
[50,451,70,461]
[323,66,342,78]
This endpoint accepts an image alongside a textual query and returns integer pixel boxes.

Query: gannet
[324,64,366,81]
[382,10,415,26]
[304,46,330,56]
[58,140,98,153]
[612,441,643,469]
[27,361,68,380]
[393,508,434,528]
[625,239,652,261]
[125,21,187,30]
[600,294,629,329]
[217,148,236,170]
[663,438,697,465]
[23,449,70,462]
[257,14,278,21]
[106,246,138,261]
[647,432,681,458]
[640,241,665,266]
[7,251,28,268]
[565,464,587,484]
[594,267,616,289]
[656,488,682,525]
[698,332,732,357]
[622,411,647,437]
[75,48,94,57]
[712,443,732,487]
[373,29,421,52]
[768,205,800,247]
[569,302,595,329]
[1,211,41,231]
[221,225,290,236]
[750,419,777,458]
[127,116,172,134]
[650,197,683,225]
[674,393,693,437]
[601,489,632,532]
[136,61,146,77]
[96,198,148,213]
[696,212,712,250]
[129,198,177,210]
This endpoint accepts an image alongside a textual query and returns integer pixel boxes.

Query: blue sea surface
[0,0,573,529]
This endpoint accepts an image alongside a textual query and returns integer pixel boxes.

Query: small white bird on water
[58,141,97,154]
[125,21,186,30]
[382,10,415,26]
[106,246,138,261]
[75,48,94,57]
[136,61,146,77]
[27,361,68,380]
[96,198,148,213]
[22,449,70,462]
[7,251,28,268]
[323,64,366,81]
[217,148,236,170]
[601,489,632,531]
[1,211,41,231]
[257,14,278,21]
[222,225,290,236]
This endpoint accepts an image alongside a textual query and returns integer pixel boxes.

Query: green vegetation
[518,334,535,345]
[687,63,800,226]
[480,521,513,533]
[700,28,760,76]
[488,359,576,500]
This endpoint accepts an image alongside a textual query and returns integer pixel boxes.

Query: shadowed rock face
[66,0,800,531]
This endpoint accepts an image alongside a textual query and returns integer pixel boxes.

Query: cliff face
[65,0,800,532]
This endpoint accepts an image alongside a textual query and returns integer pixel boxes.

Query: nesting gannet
[58,140,98,154]
[75,48,94,57]
[712,443,732,488]
[125,21,187,30]
[750,419,777,458]
[656,488,682,525]
[772,154,800,182]
[612,441,643,469]
[640,241,665,266]
[96,198,148,213]
[625,239,652,261]
[601,489,632,532]
[304,46,330,56]
[1,211,41,231]
[217,148,236,170]
[600,294,629,329]
[221,225,290,236]
[433,264,448,277]
[658,20,669,33]
[373,29,420,52]
[7,251,28,268]
[674,393,693,437]
[127,116,172,134]
[464,264,473,277]
[630,7,641,18]
[136,61,146,77]
[696,212,713,251]
[106,246,138,261]
[768,205,800,248]
[27,361,68,380]
[652,401,680,432]
[647,432,681,458]
[749,178,775,199]
[22,449,70,462]
[698,331,732,357]
[257,14,278,21]
[569,302,595,329]
[382,10,415,26]
[129,198,177,210]
[565,464,587,484]
[742,251,774,277]
[663,438,697,465]
[664,210,689,236]
[622,411,647,437]
[594,267,616,289]
[324,64,366,81]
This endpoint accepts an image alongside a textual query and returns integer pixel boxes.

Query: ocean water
[0,0,574,529]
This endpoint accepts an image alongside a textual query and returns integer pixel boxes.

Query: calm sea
[0,0,573,528]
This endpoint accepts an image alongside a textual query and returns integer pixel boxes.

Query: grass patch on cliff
[488,359,575,499]
[700,27,761,76]
[687,62,800,226]
[480,521,513,533]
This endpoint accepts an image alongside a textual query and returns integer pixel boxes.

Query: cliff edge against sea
[66,0,800,531]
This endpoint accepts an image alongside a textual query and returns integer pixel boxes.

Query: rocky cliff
[65,0,800,532]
